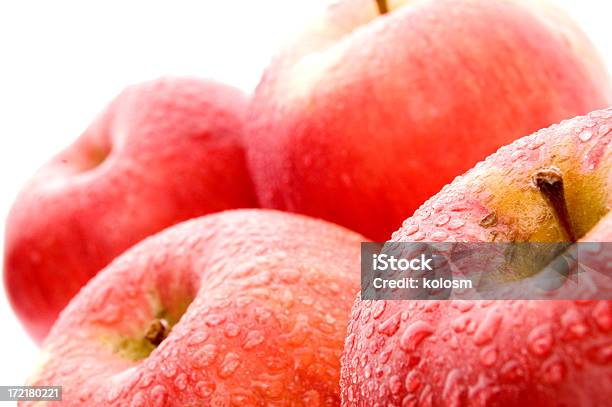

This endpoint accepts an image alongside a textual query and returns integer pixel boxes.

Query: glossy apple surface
[4,78,257,342]
[341,107,612,405]
[247,0,611,241]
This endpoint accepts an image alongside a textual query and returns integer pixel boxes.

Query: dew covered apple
[24,210,364,406]
[4,78,257,342]
[341,107,612,406]
[247,0,611,241]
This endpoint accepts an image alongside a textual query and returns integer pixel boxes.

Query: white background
[0,0,610,397]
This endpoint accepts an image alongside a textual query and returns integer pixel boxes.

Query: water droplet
[255,308,272,324]
[400,321,434,352]
[205,314,226,327]
[405,371,421,393]
[243,330,265,350]
[420,210,431,220]
[452,316,470,333]
[188,331,209,346]
[593,301,611,332]
[150,385,167,407]
[468,373,498,405]
[528,138,545,150]
[380,349,391,364]
[218,352,241,378]
[424,302,439,313]
[359,308,372,325]
[389,375,403,394]
[372,301,386,319]
[195,380,216,398]
[161,363,176,378]
[379,312,402,336]
[193,344,218,368]
[442,369,466,407]
[140,372,154,387]
[236,297,253,308]
[598,124,611,137]
[447,219,465,230]
[432,203,445,213]
[265,356,288,371]
[375,365,385,379]
[412,232,425,241]
[578,129,593,142]
[364,323,375,338]
[479,300,495,308]
[479,345,497,367]
[589,109,607,118]
[541,357,565,384]
[473,309,502,346]
[419,384,434,407]
[510,150,524,160]
[430,231,448,242]
[561,308,589,339]
[402,394,418,407]
[129,391,146,407]
[174,373,187,390]
[344,333,355,352]
[253,379,284,398]
[435,214,450,226]
[346,386,355,403]
[224,323,240,338]
[378,383,389,399]
[280,269,301,285]
[500,359,526,383]
[451,300,474,313]
[527,324,553,356]
[404,224,419,236]
[368,338,382,355]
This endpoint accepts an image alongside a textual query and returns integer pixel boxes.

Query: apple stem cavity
[532,167,576,242]
[376,0,388,14]
[144,318,169,347]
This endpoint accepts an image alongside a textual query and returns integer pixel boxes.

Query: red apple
[4,78,257,343]
[23,210,363,406]
[246,0,611,241]
[341,107,612,405]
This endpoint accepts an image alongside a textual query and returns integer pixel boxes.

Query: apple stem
[533,167,576,242]
[144,318,169,346]
[376,0,388,14]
